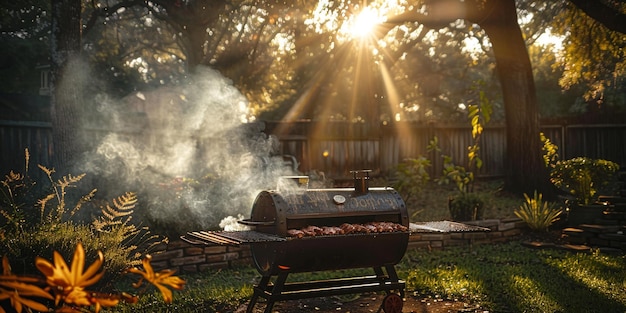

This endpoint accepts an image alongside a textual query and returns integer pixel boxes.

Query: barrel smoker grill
[183,171,487,313]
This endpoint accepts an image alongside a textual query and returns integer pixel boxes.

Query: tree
[556,1,626,109]
[50,0,85,171]
[10,0,623,193]
[567,0,626,34]
[387,0,548,194]
[0,0,50,94]
[470,0,547,193]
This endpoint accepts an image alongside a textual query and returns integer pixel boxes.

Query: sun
[348,7,381,39]
[337,6,387,42]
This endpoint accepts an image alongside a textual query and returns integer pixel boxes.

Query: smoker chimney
[351,170,371,195]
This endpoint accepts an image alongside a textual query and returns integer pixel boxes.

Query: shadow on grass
[401,241,626,312]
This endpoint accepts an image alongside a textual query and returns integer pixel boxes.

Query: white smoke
[82,67,296,234]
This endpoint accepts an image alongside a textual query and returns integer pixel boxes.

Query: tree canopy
[2,0,625,193]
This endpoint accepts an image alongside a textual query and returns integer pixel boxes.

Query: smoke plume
[81,67,296,234]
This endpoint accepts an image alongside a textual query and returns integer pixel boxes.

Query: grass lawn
[108,241,626,313]
[107,179,626,312]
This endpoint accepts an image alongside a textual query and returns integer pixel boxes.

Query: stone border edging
[152,218,527,273]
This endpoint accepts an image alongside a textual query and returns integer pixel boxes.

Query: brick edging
[152,218,527,273]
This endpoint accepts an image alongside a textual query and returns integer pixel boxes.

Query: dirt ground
[236,292,486,313]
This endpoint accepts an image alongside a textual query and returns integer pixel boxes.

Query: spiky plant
[514,191,563,232]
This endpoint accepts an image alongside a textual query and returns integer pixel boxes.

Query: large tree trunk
[469,0,549,194]
[50,0,85,172]
[387,0,550,194]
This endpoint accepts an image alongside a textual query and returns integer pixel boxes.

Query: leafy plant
[393,157,431,208]
[438,155,474,194]
[550,157,619,205]
[540,132,559,168]
[448,192,484,221]
[514,191,562,232]
[1,150,35,238]
[435,84,492,195]
[466,87,492,177]
[1,149,165,279]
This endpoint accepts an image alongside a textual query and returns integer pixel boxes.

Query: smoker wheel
[381,293,403,313]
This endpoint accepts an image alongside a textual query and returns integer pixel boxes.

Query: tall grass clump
[0,149,164,280]
[514,191,563,232]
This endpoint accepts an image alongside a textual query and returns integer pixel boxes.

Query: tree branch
[84,0,144,34]
[568,0,626,34]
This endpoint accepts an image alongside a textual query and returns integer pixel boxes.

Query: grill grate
[409,221,490,233]
[184,230,285,246]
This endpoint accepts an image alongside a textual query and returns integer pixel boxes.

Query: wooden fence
[265,121,626,178]
[2,120,625,179]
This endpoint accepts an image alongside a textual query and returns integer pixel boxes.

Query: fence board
[1,120,625,180]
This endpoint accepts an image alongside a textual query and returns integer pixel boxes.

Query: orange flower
[88,291,124,312]
[127,255,185,303]
[0,256,53,313]
[52,291,136,313]
[35,242,104,307]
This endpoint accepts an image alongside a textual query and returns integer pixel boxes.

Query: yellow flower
[35,242,104,307]
[127,255,185,304]
[0,256,53,313]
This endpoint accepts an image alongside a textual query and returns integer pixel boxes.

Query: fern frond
[93,192,138,233]
[5,171,25,183]
[70,188,97,217]
[101,206,117,220]
[37,164,54,177]
[37,193,55,221]
[57,173,86,189]
[24,148,30,172]
[92,219,107,232]
[114,192,138,212]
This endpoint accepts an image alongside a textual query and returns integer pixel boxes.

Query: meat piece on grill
[319,226,343,236]
[302,225,323,236]
[321,226,337,235]
[340,223,356,234]
[287,229,305,238]
[364,224,378,233]
[352,224,369,233]
[380,222,396,232]
[395,223,408,232]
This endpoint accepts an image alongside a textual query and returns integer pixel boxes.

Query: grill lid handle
[238,219,275,226]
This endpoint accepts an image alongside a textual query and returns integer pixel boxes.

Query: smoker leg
[263,271,289,313]
[385,264,399,282]
[373,266,385,278]
[247,275,271,313]
[373,267,391,290]
[385,265,404,298]
[246,294,258,313]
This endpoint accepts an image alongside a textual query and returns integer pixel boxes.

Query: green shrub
[393,157,431,207]
[448,192,484,221]
[550,157,619,205]
[514,191,562,232]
